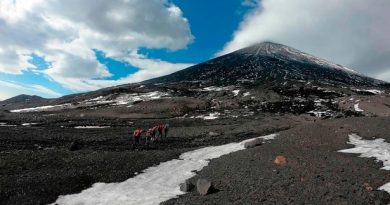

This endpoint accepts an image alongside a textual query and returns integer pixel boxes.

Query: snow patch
[353,89,384,95]
[243,92,251,97]
[74,126,110,129]
[339,134,390,194]
[52,134,279,205]
[232,90,240,96]
[10,104,72,113]
[191,112,221,120]
[21,123,39,126]
[307,111,331,118]
[202,86,231,92]
[10,92,170,113]
[354,103,364,112]
[0,123,16,127]
[114,91,169,105]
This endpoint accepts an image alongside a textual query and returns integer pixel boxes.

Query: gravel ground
[163,117,390,205]
[0,114,295,205]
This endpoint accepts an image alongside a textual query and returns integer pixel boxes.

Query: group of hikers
[133,124,169,148]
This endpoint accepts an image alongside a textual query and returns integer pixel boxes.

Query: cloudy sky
[1,0,389,100]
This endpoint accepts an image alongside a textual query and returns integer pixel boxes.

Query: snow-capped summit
[237,42,357,73]
[146,42,387,87]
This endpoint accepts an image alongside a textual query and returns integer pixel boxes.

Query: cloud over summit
[219,0,390,82]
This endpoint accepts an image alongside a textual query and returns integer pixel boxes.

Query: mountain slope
[145,42,387,87]
[0,94,50,110]
[0,94,47,104]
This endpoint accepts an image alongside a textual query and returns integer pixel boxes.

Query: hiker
[163,124,169,138]
[157,124,169,140]
[145,127,157,146]
[133,128,144,148]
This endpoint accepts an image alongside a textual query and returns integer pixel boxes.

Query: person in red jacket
[133,128,144,148]
[157,124,169,140]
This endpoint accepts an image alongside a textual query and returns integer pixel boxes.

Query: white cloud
[219,0,390,82]
[0,0,193,91]
[84,56,193,89]
[0,80,61,100]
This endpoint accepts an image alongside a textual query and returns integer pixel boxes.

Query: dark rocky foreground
[0,113,294,205]
[164,117,390,205]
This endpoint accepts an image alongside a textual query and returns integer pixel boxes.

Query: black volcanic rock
[145,42,387,87]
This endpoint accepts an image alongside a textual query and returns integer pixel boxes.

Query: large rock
[180,181,194,192]
[244,138,263,149]
[274,155,287,165]
[68,141,81,151]
[196,178,213,196]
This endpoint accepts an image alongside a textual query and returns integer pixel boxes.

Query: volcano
[146,42,387,87]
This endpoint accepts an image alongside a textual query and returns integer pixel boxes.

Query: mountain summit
[146,42,386,87]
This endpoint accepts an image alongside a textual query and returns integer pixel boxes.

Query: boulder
[244,138,263,149]
[180,181,194,192]
[196,178,213,196]
[69,141,81,151]
[274,155,287,165]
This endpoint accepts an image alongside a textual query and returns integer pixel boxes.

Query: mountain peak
[145,42,386,87]
[237,41,357,73]
[1,94,46,104]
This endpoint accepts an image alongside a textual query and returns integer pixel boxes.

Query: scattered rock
[274,155,287,165]
[208,132,220,137]
[364,183,373,191]
[244,138,263,149]
[180,181,195,192]
[68,141,81,151]
[34,144,43,150]
[196,178,213,196]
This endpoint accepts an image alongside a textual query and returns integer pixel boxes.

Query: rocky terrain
[1,42,390,204]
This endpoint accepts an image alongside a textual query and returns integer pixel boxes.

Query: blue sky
[0,0,255,100]
[1,0,390,100]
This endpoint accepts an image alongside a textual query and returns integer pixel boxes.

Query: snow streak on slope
[10,104,72,113]
[52,134,278,205]
[339,134,390,194]
[10,92,170,113]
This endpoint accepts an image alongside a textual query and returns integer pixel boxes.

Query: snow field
[53,134,279,205]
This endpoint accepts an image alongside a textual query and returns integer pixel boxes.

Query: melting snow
[354,103,364,112]
[353,89,384,95]
[243,92,251,97]
[339,134,390,194]
[10,92,170,113]
[232,90,240,96]
[21,123,39,126]
[10,104,72,113]
[307,111,331,118]
[202,86,231,92]
[191,112,221,120]
[0,123,16,127]
[74,126,110,129]
[52,134,278,205]
[113,92,170,105]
